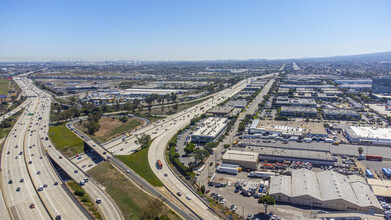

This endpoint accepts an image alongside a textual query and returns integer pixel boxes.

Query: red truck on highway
[157,160,163,169]
[366,155,383,161]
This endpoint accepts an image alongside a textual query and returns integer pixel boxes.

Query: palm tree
[358,147,364,156]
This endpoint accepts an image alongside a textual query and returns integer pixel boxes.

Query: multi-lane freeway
[1,78,87,220]
[1,76,123,220]
[2,71,275,220]
[66,73,276,219]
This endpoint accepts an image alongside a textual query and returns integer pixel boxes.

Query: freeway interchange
[0,73,275,220]
[1,76,123,220]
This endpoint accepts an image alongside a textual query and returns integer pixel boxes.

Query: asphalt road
[1,80,86,220]
[147,74,277,220]
[1,75,123,220]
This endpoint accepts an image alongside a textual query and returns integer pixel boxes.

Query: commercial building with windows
[275,97,317,108]
[269,169,383,214]
[191,117,228,143]
[279,106,318,118]
[222,150,258,170]
[345,126,391,146]
[322,108,360,120]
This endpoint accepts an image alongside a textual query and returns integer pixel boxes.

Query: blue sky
[1,0,390,61]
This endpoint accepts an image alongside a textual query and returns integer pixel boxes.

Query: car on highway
[43,184,48,188]
[7,151,10,154]
[15,156,18,159]
[37,171,41,175]
[20,178,24,183]
[38,186,43,191]
[96,198,102,204]
[8,180,12,184]
[59,156,62,159]
[164,173,168,177]
[126,169,130,173]
[28,161,32,164]
[186,195,191,200]
[74,170,78,173]
[177,192,182,196]
[54,181,58,186]
[30,203,35,209]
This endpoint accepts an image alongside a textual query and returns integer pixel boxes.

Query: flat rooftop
[251,120,327,136]
[367,179,391,198]
[192,117,228,138]
[350,126,391,140]
[256,146,333,161]
[222,150,258,163]
[323,108,359,116]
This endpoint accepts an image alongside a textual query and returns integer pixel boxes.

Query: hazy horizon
[1,0,391,61]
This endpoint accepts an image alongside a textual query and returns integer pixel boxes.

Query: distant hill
[301,51,391,62]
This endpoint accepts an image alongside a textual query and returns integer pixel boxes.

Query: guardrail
[45,152,93,220]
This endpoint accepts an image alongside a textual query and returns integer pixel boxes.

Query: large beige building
[269,169,383,214]
[222,150,258,170]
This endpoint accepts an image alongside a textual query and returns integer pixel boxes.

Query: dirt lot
[76,116,144,143]
[93,117,142,137]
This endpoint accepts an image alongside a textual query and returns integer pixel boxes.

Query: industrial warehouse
[221,150,259,170]
[191,117,228,143]
[253,146,335,166]
[249,119,328,138]
[345,126,391,146]
[269,169,383,214]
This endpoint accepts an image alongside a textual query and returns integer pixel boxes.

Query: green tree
[358,147,364,156]
[258,195,275,215]
[184,143,195,154]
[136,134,151,149]
[86,121,99,135]
[170,93,177,103]
[204,142,217,154]
[200,185,205,194]
[193,149,209,164]
[223,144,230,149]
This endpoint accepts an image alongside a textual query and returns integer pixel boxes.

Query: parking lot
[205,172,314,219]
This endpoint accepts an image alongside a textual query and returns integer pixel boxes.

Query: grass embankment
[75,117,143,143]
[88,162,179,220]
[48,123,84,157]
[66,180,103,220]
[117,147,163,187]
[0,78,13,94]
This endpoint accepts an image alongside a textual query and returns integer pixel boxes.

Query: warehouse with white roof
[222,150,259,170]
[345,126,391,146]
[269,169,383,214]
[191,117,228,143]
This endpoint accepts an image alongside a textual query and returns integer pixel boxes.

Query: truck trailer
[248,171,276,179]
